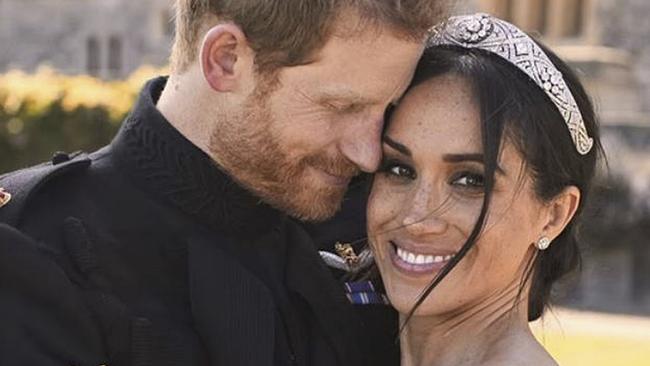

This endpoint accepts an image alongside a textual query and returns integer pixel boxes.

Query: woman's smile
[364,13,600,366]
[387,239,458,276]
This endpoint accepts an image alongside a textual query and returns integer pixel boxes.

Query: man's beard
[208,83,358,222]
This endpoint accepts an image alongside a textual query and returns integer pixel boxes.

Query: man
[0,1,447,365]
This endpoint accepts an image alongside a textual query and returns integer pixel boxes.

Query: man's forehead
[314,42,421,103]
[307,21,423,67]
[280,37,421,105]
[315,82,407,106]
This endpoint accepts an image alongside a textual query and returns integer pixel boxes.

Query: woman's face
[367,74,550,316]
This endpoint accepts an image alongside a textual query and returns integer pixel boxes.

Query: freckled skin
[367,75,562,366]
[368,75,546,314]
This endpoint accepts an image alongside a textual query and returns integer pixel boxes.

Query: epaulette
[0,151,91,226]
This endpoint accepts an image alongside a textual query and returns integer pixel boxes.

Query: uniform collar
[111,76,283,238]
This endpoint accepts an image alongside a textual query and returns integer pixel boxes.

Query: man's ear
[541,186,581,241]
[199,23,249,92]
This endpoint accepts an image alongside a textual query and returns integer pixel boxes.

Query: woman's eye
[379,161,416,180]
[390,165,413,178]
[451,172,485,189]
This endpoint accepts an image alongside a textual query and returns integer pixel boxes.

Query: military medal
[319,242,374,272]
[0,188,11,208]
[344,280,390,305]
[334,242,359,266]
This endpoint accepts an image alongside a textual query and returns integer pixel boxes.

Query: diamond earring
[536,236,551,250]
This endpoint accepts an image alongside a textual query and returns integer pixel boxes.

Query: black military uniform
[0,77,399,366]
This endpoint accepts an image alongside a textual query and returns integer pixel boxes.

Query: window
[529,0,550,35]
[499,0,514,22]
[502,0,513,22]
[108,35,123,77]
[563,0,584,37]
[477,0,513,21]
[479,0,548,33]
[86,36,100,76]
[478,0,586,39]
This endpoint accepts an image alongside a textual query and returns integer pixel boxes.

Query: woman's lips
[388,240,457,276]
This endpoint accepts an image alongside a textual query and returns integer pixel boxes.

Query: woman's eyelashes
[379,157,485,193]
[379,158,416,180]
[450,170,485,192]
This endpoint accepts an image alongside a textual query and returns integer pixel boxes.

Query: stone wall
[598,0,650,113]
[0,0,173,78]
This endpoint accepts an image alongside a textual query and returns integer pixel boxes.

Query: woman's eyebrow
[384,136,411,157]
[384,139,507,175]
[443,153,506,175]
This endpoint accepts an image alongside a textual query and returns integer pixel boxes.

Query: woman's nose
[401,189,449,236]
[402,212,448,237]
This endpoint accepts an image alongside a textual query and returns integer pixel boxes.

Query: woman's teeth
[396,247,455,265]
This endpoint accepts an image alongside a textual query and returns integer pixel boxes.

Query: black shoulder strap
[0,152,92,226]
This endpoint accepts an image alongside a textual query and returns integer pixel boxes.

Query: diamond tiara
[428,13,594,155]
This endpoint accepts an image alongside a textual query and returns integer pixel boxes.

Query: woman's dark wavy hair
[396,40,604,326]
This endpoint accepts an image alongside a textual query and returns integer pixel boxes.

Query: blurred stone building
[0,0,173,79]
[456,0,650,128]
[457,0,650,314]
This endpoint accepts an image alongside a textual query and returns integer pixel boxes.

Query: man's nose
[338,115,383,173]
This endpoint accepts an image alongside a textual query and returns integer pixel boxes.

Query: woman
[366,14,603,365]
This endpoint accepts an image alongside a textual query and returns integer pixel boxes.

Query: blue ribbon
[343,281,390,305]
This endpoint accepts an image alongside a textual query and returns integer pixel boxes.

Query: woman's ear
[199,23,250,92]
[541,186,581,241]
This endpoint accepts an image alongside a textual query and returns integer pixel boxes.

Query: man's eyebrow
[443,153,506,175]
[383,136,411,157]
[317,90,374,105]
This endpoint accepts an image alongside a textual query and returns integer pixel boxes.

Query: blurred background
[0,0,648,364]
